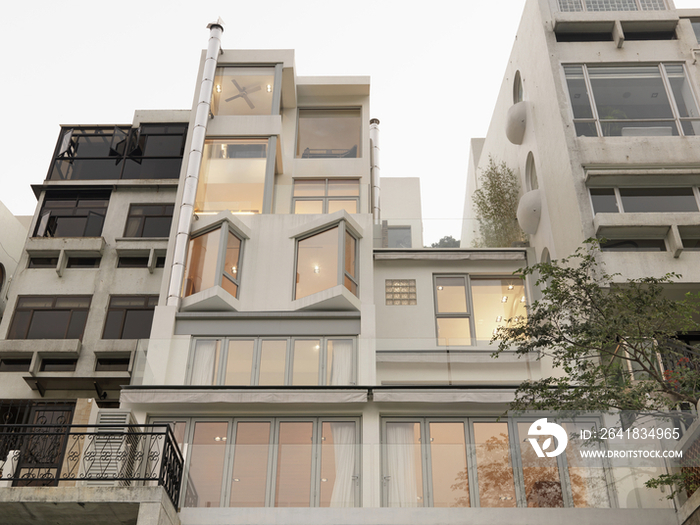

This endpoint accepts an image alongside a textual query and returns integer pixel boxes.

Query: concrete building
[1,5,698,525]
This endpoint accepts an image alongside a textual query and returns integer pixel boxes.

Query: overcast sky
[2,0,698,244]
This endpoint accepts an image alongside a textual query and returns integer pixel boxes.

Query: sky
[1,0,699,245]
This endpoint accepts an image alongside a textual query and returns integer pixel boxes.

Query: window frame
[295,108,363,159]
[7,295,91,340]
[123,203,175,238]
[101,295,158,340]
[34,190,110,238]
[210,64,283,117]
[186,336,357,386]
[292,178,360,214]
[588,185,700,214]
[564,63,700,137]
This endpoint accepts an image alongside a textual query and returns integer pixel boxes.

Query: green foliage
[429,235,461,248]
[493,240,700,413]
[644,472,700,500]
[472,157,526,248]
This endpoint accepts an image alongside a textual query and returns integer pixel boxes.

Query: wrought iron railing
[0,424,183,507]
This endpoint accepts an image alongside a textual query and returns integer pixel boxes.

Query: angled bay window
[293,179,360,214]
[296,109,361,159]
[295,223,359,300]
[183,224,243,298]
[211,66,281,116]
[565,64,700,137]
[35,190,109,238]
[8,296,90,340]
[195,138,276,215]
[188,337,355,386]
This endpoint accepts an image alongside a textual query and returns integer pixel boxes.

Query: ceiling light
[233,478,240,482]
[508,284,514,290]
[521,296,526,303]
[496,316,502,322]
[231,266,237,274]
[314,265,320,273]
[216,84,222,93]
[267,84,272,93]
[437,286,443,291]
[502,296,508,303]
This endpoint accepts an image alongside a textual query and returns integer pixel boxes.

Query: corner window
[8,296,91,340]
[123,204,174,237]
[434,275,527,346]
[195,138,272,215]
[295,224,359,300]
[188,337,355,386]
[211,67,278,116]
[35,191,109,238]
[590,187,699,214]
[183,226,243,298]
[296,109,361,158]
[564,64,700,137]
[102,296,158,339]
[292,179,360,214]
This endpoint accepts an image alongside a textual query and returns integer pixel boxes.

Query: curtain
[386,423,419,507]
[190,340,218,385]
[329,422,356,507]
[329,339,353,385]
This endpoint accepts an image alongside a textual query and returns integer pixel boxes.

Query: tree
[472,157,526,248]
[429,235,460,248]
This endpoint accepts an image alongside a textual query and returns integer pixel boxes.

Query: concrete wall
[0,201,28,319]
[380,177,423,248]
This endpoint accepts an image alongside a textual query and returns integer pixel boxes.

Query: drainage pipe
[370,118,381,224]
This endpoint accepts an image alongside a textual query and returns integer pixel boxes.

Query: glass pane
[190,340,221,385]
[292,340,320,385]
[599,238,666,251]
[53,217,87,237]
[327,339,353,385]
[435,277,468,313]
[297,109,361,158]
[385,422,423,507]
[388,227,412,248]
[574,121,598,137]
[224,340,255,385]
[183,230,219,296]
[185,421,228,507]
[8,310,31,339]
[294,200,324,214]
[230,422,270,507]
[585,0,638,10]
[295,227,339,300]
[55,297,90,308]
[429,422,469,507]
[320,421,356,507]
[212,67,276,116]
[619,187,698,213]
[224,232,241,280]
[66,310,88,339]
[564,66,594,119]
[259,340,287,385]
[436,318,471,346]
[562,422,611,508]
[328,200,357,214]
[590,188,619,213]
[293,180,326,197]
[344,275,358,296]
[142,216,172,237]
[276,422,313,507]
[26,311,71,339]
[196,139,268,215]
[121,309,154,339]
[328,180,360,196]
[221,276,238,297]
[664,65,699,119]
[518,422,564,507]
[473,422,516,507]
[471,278,527,344]
[344,232,356,279]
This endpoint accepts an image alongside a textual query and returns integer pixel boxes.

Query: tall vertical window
[196,139,271,215]
[183,226,243,298]
[564,64,700,137]
[211,67,278,116]
[292,179,360,214]
[296,109,361,158]
[34,191,110,238]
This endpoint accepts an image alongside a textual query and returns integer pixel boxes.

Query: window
[292,179,360,214]
[211,67,279,116]
[95,356,130,371]
[434,276,527,346]
[383,418,610,508]
[599,238,667,251]
[117,256,166,268]
[188,337,355,386]
[526,152,538,191]
[66,257,100,269]
[35,190,109,238]
[0,358,31,372]
[513,71,524,104]
[102,296,157,339]
[48,124,187,181]
[28,257,59,269]
[564,64,700,137]
[195,138,272,215]
[295,224,359,300]
[385,279,417,305]
[0,263,4,292]
[387,227,412,248]
[183,226,242,298]
[40,358,77,372]
[296,109,361,158]
[558,0,666,11]
[123,204,174,237]
[8,296,90,340]
[181,417,359,508]
[590,187,699,214]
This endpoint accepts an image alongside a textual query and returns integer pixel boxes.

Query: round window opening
[513,70,524,104]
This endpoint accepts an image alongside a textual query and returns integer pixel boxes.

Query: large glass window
[590,186,700,214]
[102,296,157,339]
[34,190,109,238]
[181,417,359,508]
[434,275,527,346]
[7,296,90,340]
[48,124,187,181]
[211,67,278,116]
[296,109,361,158]
[293,179,360,214]
[195,139,270,215]
[183,225,243,298]
[564,64,700,137]
[295,223,359,300]
[188,337,355,386]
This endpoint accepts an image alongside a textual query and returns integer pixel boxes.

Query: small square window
[385,279,417,305]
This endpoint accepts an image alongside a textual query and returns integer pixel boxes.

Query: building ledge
[26,237,106,256]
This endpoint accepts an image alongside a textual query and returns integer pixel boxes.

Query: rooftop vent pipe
[167,19,224,307]
[370,118,380,224]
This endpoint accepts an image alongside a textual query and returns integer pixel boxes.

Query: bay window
[183,225,243,298]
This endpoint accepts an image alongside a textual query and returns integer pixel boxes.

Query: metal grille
[385,279,417,305]
[638,0,666,10]
[585,0,639,11]
[560,0,666,10]
[558,0,583,11]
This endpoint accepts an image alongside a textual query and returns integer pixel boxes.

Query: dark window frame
[123,203,175,238]
[102,295,158,340]
[34,190,110,238]
[7,296,91,340]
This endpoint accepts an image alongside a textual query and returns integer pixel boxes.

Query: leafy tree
[472,157,526,248]
[429,235,460,248]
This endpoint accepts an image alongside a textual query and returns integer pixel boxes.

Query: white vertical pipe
[167,20,224,307]
[370,118,381,224]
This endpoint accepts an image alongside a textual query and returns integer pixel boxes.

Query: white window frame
[291,178,360,214]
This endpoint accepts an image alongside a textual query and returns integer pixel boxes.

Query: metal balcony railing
[0,424,183,507]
